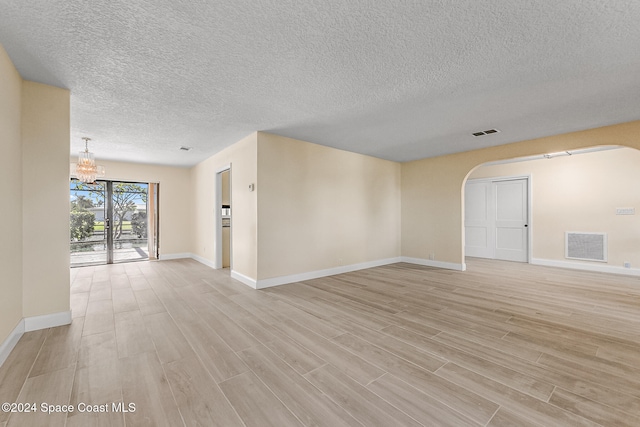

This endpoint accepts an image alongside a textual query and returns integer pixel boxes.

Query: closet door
[465,177,529,262]
[464,180,494,258]
[494,179,528,262]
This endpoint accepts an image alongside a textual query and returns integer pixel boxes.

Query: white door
[494,179,528,262]
[464,178,528,262]
[464,181,494,258]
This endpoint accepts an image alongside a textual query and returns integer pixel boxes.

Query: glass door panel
[70,180,107,267]
[112,182,149,263]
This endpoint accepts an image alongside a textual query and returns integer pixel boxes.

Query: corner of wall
[189,132,258,280]
[0,320,24,368]
[0,43,24,348]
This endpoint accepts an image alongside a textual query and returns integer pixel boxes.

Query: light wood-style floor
[1,258,640,426]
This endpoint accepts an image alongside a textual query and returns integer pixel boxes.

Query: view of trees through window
[70,180,149,265]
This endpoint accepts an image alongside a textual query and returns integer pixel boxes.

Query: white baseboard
[231,270,258,289]
[0,310,72,368]
[253,257,403,289]
[168,254,252,285]
[193,256,405,290]
[160,253,216,269]
[400,256,467,271]
[159,252,192,260]
[531,258,640,277]
[0,320,25,367]
[189,253,216,269]
[190,254,465,290]
[24,311,72,332]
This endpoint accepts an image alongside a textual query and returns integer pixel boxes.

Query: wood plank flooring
[1,258,640,426]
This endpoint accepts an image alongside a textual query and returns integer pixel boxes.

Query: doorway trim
[464,174,532,263]
[215,164,231,269]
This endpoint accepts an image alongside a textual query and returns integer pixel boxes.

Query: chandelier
[73,137,105,184]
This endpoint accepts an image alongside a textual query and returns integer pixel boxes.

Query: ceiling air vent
[472,129,500,137]
[179,146,192,151]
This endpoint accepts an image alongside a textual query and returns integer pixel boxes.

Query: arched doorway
[461,145,640,276]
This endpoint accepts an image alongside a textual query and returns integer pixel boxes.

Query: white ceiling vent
[565,232,607,262]
[472,129,500,137]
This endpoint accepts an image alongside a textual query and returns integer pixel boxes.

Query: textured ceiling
[1,1,640,166]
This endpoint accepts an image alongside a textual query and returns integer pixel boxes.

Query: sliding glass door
[70,179,158,267]
[111,181,149,263]
[70,180,108,265]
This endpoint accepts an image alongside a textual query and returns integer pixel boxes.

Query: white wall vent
[565,232,607,262]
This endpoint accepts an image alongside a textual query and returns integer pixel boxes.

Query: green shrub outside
[131,213,147,237]
[70,211,95,241]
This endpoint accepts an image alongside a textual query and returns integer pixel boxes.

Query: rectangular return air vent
[565,232,607,262]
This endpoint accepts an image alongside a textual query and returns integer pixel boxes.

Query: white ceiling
[1,1,640,167]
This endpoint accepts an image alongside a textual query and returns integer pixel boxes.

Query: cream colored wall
[71,159,193,256]
[21,81,71,317]
[468,147,640,268]
[401,120,640,267]
[256,132,401,280]
[0,45,24,343]
[401,155,467,264]
[190,133,258,279]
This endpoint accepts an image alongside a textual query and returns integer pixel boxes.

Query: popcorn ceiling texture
[1,0,639,166]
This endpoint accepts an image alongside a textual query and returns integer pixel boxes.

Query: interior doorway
[215,166,232,269]
[465,176,530,262]
[70,179,159,267]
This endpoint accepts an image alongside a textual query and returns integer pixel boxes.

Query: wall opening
[461,145,640,275]
[215,165,232,269]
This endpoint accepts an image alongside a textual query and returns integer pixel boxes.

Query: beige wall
[401,120,640,267]
[21,81,71,318]
[256,132,401,280]
[191,133,258,279]
[468,147,640,268]
[0,45,23,343]
[72,159,193,256]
